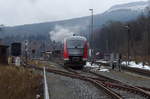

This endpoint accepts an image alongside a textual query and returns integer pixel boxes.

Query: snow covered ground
[107,1,148,13]
[96,60,109,64]
[96,60,150,71]
[99,67,109,72]
[85,62,99,68]
[85,62,109,72]
[122,61,150,71]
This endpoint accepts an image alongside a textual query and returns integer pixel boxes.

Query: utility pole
[106,39,109,53]
[125,25,130,65]
[144,31,148,66]
[89,9,94,49]
[89,9,94,58]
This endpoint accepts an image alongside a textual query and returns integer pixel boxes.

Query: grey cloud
[0,0,147,26]
[28,0,38,3]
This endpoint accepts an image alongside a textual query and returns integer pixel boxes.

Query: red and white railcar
[63,36,88,68]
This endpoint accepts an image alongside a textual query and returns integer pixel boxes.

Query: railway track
[60,63,150,99]
[24,64,123,99]
[25,59,150,99]
[95,61,150,77]
[122,66,150,77]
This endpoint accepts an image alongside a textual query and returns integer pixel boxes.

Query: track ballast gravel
[46,72,110,99]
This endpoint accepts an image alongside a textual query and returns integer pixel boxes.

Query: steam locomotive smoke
[49,25,74,42]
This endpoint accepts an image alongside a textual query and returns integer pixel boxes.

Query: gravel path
[46,72,110,99]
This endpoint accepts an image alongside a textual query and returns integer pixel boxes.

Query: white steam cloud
[49,25,74,42]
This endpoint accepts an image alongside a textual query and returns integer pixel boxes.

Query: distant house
[0,39,2,45]
[0,45,9,64]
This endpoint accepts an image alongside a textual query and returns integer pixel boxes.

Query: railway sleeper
[103,82,150,98]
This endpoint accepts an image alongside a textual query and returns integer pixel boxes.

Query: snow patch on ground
[99,68,109,72]
[85,62,99,68]
[99,66,109,72]
[96,60,109,64]
[96,60,150,71]
[99,69,109,72]
[122,61,150,70]
[85,62,109,72]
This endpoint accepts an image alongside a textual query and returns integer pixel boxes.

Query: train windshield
[67,40,84,48]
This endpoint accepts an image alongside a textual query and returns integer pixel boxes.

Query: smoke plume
[49,25,74,42]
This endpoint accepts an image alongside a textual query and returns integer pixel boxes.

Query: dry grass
[28,59,51,68]
[28,60,46,68]
[0,64,43,99]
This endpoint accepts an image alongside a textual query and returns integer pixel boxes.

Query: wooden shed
[0,45,9,64]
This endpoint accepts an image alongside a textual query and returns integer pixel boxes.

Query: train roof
[64,36,87,41]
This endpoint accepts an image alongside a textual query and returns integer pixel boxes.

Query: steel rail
[25,63,150,98]
[43,67,50,99]
[25,65,123,99]
[87,67,150,98]
[61,63,150,98]
[95,61,150,77]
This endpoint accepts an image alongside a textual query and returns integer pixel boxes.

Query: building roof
[0,45,9,48]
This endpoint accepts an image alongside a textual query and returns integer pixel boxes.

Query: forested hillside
[0,1,146,45]
[94,12,150,63]
[0,1,149,58]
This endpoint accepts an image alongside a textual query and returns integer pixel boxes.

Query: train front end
[63,36,88,68]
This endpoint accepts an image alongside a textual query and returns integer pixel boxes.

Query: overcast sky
[0,0,147,26]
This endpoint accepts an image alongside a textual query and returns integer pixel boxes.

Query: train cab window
[67,40,84,48]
